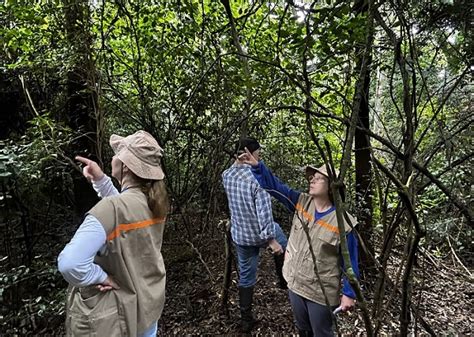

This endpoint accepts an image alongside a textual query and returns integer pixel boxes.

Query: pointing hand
[75,156,104,182]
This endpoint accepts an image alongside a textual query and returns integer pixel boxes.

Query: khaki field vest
[66,188,166,337]
[282,193,356,306]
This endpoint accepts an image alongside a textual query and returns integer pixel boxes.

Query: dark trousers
[288,289,336,337]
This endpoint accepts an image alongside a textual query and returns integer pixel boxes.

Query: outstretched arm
[238,148,300,212]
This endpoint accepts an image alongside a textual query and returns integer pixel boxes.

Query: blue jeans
[235,223,288,288]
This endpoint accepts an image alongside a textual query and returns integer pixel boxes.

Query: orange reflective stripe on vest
[107,217,166,241]
[316,219,339,234]
[295,203,339,234]
[295,203,314,222]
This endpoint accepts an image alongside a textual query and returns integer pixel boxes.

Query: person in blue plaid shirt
[222,137,288,333]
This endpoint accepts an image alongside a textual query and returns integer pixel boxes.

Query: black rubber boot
[298,329,314,337]
[273,254,287,289]
[239,286,255,333]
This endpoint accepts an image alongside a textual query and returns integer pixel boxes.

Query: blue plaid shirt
[222,163,276,246]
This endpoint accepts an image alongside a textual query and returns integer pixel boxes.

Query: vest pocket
[316,226,339,246]
[315,227,340,260]
[300,228,339,275]
[68,290,126,337]
[296,233,340,303]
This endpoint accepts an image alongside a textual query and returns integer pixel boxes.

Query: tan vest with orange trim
[282,193,356,306]
[65,188,166,337]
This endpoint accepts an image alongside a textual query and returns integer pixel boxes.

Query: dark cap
[235,137,261,154]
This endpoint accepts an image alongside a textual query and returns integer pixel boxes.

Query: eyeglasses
[308,175,328,183]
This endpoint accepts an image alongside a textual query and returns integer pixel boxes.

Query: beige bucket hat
[110,130,165,180]
[305,164,339,181]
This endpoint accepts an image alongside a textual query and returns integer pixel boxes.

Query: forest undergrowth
[1,214,472,336]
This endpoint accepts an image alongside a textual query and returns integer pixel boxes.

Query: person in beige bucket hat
[238,149,359,337]
[58,130,169,337]
[304,164,344,204]
[304,164,339,182]
[109,130,165,181]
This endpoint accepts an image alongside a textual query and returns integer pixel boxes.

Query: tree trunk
[63,0,100,216]
[219,0,251,137]
[353,0,374,282]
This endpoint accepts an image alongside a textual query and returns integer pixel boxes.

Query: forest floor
[157,221,473,336]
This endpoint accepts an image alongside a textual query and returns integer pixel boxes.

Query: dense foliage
[0,0,471,334]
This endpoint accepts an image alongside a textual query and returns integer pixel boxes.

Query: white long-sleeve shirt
[57,175,119,287]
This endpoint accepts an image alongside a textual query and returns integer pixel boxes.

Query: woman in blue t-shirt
[238,148,359,337]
